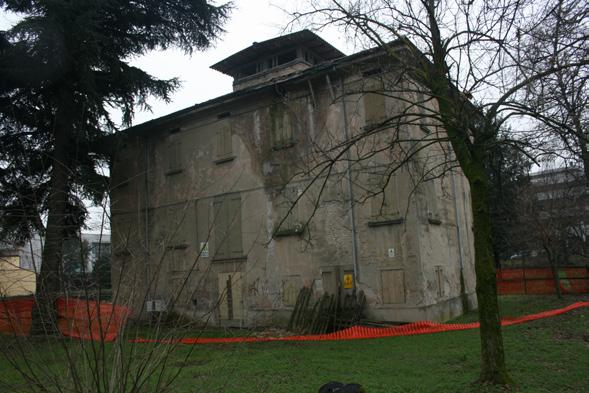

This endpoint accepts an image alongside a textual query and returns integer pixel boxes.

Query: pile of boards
[287,287,366,334]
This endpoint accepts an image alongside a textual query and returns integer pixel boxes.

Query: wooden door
[217,272,243,320]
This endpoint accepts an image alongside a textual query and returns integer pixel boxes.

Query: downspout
[450,165,469,312]
[339,77,360,283]
[144,138,151,299]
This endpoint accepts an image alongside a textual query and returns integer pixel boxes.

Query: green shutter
[195,199,210,250]
[167,142,182,172]
[213,197,228,259]
[228,194,242,257]
[216,120,232,159]
[364,92,386,125]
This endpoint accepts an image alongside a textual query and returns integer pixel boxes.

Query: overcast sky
[126,1,351,126]
[1,1,355,233]
[1,1,351,127]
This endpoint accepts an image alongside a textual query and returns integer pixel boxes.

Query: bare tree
[516,0,589,181]
[517,166,589,298]
[288,0,589,385]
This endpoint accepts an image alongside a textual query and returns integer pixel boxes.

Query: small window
[241,63,257,77]
[362,68,382,77]
[277,50,297,65]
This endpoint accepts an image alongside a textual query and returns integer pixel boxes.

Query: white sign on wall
[200,241,209,257]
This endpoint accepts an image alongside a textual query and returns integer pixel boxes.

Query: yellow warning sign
[343,273,354,289]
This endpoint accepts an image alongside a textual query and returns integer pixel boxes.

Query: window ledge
[114,250,131,257]
[272,141,296,151]
[165,168,183,176]
[368,217,404,227]
[420,125,432,134]
[214,155,235,164]
[362,120,388,132]
[166,244,188,250]
[274,226,305,237]
[211,256,247,263]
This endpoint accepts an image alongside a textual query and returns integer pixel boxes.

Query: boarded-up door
[217,272,243,320]
[381,269,405,304]
[322,271,338,295]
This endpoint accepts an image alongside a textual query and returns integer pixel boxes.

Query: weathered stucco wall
[111,55,476,326]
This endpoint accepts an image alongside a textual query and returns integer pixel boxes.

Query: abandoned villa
[110,30,477,326]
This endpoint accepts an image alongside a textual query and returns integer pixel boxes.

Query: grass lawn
[1,295,588,392]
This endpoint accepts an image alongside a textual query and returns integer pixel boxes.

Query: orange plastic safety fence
[0,296,130,341]
[497,268,589,295]
[130,301,589,345]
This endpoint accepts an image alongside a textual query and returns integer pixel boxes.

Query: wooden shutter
[383,174,399,217]
[195,199,210,254]
[283,110,293,145]
[370,172,384,218]
[213,197,228,259]
[282,276,301,306]
[381,269,405,304]
[364,92,386,125]
[371,172,400,218]
[426,178,441,220]
[167,142,182,172]
[272,103,293,148]
[216,120,232,159]
[277,188,298,231]
[228,194,242,257]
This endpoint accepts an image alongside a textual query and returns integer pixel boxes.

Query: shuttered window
[426,178,442,223]
[363,76,386,127]
[215,120,233,162]
[370,172,400,218]
[275,187,303,235]
[195,199,211,257]
[364,92,386,125]
[166,141,182,174]
[213,194,243,259]
[271,103,294,149]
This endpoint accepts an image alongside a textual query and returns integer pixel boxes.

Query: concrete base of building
[366,292,478,323]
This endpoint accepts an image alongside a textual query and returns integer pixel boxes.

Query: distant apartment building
[519,167,589,265]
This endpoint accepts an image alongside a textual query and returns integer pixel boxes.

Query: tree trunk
[469,170,512,385]
[31,88,75,335]
[550,255,562,299]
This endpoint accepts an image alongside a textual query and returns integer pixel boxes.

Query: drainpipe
[144,138,151,299]
[339,77,360,283]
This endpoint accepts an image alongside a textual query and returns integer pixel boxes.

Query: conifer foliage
[0,0,230,333]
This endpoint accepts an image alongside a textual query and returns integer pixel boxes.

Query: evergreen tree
[0,0,230,334]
